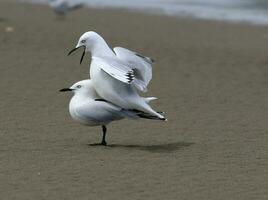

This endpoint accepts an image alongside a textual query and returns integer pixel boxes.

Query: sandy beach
[0,0,267,199]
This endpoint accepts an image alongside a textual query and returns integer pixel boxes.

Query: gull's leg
[101,125,107,146]
[90,125,107,146]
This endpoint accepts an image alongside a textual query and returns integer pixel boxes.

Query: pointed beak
[59,88,73,92]
[68,47,79,56]
[68,45,86,65]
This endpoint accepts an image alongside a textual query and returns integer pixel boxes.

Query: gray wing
[113,47,153,92]
[92,56,135,84]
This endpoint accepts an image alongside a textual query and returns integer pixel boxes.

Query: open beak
[59,88,73,92]
[68,45,86,65]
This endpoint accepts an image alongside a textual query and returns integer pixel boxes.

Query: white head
[59,79,97,97]
[68,31,114,64]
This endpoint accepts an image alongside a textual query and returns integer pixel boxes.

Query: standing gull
[60,79,163,145]
[68,31,165,120]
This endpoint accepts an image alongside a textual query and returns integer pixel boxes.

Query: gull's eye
[76,85,81,88]
[81,39,86,43]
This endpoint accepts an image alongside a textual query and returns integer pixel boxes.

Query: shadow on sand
[96,142,194,153]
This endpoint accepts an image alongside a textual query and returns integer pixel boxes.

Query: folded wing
[75,101,124,123]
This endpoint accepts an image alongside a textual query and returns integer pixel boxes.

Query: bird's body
[69,94,122,127]
[90,59,160,116]
[68,80,131,126]
[65,31,166,145]
[60,79,162,145]
[69,31,165,120]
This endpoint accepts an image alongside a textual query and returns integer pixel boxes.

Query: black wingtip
[126,71,134,83]
[95,99,108,102]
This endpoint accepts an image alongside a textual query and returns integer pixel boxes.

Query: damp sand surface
[0,1,268,199]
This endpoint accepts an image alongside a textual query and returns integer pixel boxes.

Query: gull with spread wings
[68,31,165,120]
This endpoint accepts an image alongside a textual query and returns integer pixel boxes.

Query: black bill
[80,49,85,65]
[68,45,86,65]
[59,88,73,92]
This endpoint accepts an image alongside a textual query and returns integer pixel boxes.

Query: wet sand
[0,1,267,199]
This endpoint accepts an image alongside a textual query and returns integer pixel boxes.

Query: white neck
[89,37,115,58]
[69,92,91,110]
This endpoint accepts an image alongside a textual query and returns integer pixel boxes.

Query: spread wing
[113,47,153,92]
[92,56,135,84]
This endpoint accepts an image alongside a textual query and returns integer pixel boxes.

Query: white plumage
[69,31,164,120]
[64,31,166,145]
[60,79,162,145]
[113,47,153,92]
[67,80,135,126]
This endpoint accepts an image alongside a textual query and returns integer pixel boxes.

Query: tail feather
[144,97,157,103]
[126,95,164,119]
[129,109,166,121]
[138,113,166,121]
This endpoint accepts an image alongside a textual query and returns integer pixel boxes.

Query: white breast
[69,96,100,126]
